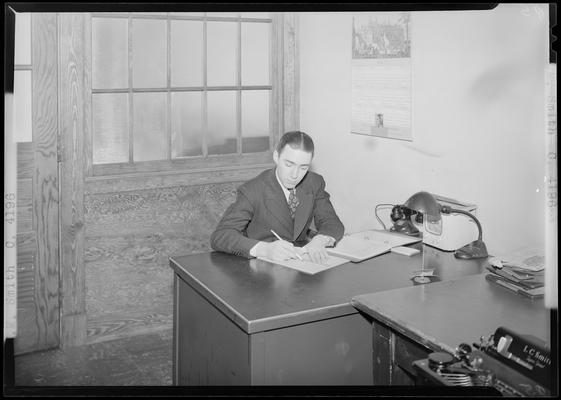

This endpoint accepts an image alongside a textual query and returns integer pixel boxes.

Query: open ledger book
[257,230,421,274]
[327,229,422,262]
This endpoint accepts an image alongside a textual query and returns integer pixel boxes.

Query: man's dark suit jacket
[210,168,345,258]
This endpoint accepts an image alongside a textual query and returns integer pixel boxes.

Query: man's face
[273,145,313,190]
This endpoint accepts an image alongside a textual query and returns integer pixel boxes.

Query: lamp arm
[441,206,483,241]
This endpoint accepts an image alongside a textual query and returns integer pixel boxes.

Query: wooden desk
[352,273,552,386]
[169,244,486,385]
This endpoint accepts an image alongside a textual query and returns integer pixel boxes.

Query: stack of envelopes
[485,258,545,299]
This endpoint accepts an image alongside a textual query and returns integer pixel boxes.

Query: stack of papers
[327,229,422,262]
[486,247,545,299]
[489,247,545,272]
[486,265,544,289]
[485,274,544,299]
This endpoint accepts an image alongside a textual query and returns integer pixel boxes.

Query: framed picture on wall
[351,12,412,141]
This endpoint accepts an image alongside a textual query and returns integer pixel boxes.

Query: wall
[299,4,549,255]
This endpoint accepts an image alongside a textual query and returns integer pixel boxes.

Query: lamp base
[454,240,488,259]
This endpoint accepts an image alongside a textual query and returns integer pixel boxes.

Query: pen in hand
[270,229,303,260]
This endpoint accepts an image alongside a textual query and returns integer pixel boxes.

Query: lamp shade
[403,191,441,224]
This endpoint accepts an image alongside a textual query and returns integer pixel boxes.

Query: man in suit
[210,131,344,264]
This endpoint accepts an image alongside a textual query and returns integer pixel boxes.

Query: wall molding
[58,13,87,348]
[31,12,60,352]
[283,12,300,132]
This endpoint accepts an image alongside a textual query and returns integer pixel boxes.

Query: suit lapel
[265,196,293,236]
[293,192,313,241]
[264,170,294,236]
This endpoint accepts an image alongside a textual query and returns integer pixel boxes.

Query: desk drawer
[394,334,431,377]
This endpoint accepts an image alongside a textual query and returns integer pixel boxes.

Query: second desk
[352,271,552,390]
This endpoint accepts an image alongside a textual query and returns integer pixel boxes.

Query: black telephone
[389,205,421,236]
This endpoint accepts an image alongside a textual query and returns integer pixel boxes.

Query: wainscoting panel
[84,182,240,344]
[17,143,34,180]
[15,232,37,353]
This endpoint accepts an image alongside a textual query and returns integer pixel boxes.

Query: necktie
[288,188,299,219]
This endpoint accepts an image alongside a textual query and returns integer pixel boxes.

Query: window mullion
[128,14,134,164]
[270,16,277,151]
[202,17,208,158]
[166,15,171,160]
[236,17,242,155]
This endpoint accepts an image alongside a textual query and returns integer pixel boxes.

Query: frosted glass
[13,70,32,142]
[241,22,270,85]
[92,18,128,89]
[133,92,167,161]
[92,93,129,164]
[242,90,270,153]
[171,92,203,158]
[14,13,31,65]
[171,20,203,86]
[207,22,237,86]
[207,91,237,155]
[132,19,167,88]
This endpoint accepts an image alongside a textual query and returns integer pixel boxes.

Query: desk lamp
[391,191,488,259]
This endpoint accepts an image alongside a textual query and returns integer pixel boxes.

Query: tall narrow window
[14,12,33,143]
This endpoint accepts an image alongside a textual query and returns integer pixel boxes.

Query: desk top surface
[170,244,487,333]
[352,273,551,354]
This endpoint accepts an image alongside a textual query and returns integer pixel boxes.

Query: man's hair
[275,131,315,156]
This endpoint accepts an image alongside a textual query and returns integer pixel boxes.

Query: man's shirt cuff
[314,234,336,247]
[249,242,260,257]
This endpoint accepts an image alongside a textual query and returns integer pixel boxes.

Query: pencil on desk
[270,229,303,260]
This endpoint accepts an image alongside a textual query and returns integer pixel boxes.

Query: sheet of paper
[258,255,349,275]
[493,246,545,272]
[328,229,421,262]
[350,229,422,248]
[328,235,390,261]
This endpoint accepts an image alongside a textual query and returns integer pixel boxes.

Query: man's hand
[302,235,333,264]
[253,240,302,262]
